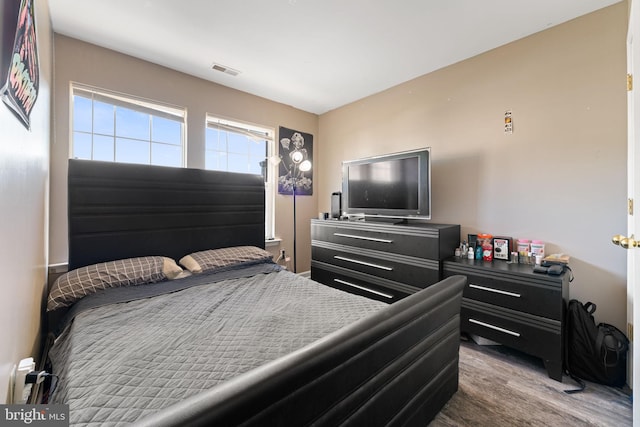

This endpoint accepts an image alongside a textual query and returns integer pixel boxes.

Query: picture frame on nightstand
[492,236,511,260]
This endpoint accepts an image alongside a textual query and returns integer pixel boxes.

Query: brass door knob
[621,237,639,249]
[613,234,639,249]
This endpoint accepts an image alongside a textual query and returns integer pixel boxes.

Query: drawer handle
[469,319,521,337]
[334,279,394,299]
[334,256,393,271]
[469,284,521,298]
[333,233,393,243]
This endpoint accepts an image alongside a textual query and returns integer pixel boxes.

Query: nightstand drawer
[311,265,412,303]
[442,260,566,320]
[462,274,561,319]
[461,300,562,363]
[312,245,440,289]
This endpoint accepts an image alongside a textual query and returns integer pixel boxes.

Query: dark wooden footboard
[135,275,466,427]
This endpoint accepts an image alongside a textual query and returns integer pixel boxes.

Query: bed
[45,159,466,426]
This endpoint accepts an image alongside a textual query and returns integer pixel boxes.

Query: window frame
[70,83,187,167]
[205,115,276,240]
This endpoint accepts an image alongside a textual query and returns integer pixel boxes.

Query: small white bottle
[467,247,475,259]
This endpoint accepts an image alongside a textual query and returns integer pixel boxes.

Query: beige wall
[318,3,628,330]
[50,35,319,272]
[0,0,52,403]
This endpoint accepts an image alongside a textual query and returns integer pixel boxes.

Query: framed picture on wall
[278,126,313,195]
[0,0,39,130]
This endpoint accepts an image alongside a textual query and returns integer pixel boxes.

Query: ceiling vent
[211,63,240,76]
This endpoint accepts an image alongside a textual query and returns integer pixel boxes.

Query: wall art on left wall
[0,0,39,130]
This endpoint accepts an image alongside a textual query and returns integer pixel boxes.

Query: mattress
[48,262,387,426]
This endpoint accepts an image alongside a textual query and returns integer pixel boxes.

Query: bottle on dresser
[517,239,531,264]
[530,240,545,265]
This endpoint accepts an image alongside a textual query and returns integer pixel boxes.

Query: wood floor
[430,337,632,426]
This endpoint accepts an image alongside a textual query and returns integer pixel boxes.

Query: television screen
[342,148,430,220]
[347,157,419,210]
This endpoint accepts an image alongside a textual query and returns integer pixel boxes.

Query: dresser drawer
[312,221,448,260]
[312,245,440,289]
[461,299,562,363]
[311,265,412,303]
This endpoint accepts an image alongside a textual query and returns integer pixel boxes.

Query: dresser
[310,219,460,303]
[442,257,570,381]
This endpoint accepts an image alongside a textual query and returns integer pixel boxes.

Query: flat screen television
[342,148,431,220]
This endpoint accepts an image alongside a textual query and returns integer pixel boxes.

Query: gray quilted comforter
[48,263,386,426]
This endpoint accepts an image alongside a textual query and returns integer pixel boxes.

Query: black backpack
[564,300,629,393]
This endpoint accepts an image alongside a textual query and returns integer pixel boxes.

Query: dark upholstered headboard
[67,159,265,270]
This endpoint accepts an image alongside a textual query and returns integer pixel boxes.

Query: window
[71,84,186,167]
[206,116,276,239]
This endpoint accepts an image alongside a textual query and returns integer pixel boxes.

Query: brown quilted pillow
[179,246,272,274]
[47,256,182,311]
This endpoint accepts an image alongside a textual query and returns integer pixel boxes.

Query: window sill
[265,238,282,247]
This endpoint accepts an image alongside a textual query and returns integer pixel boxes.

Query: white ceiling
[48,0,623,115]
